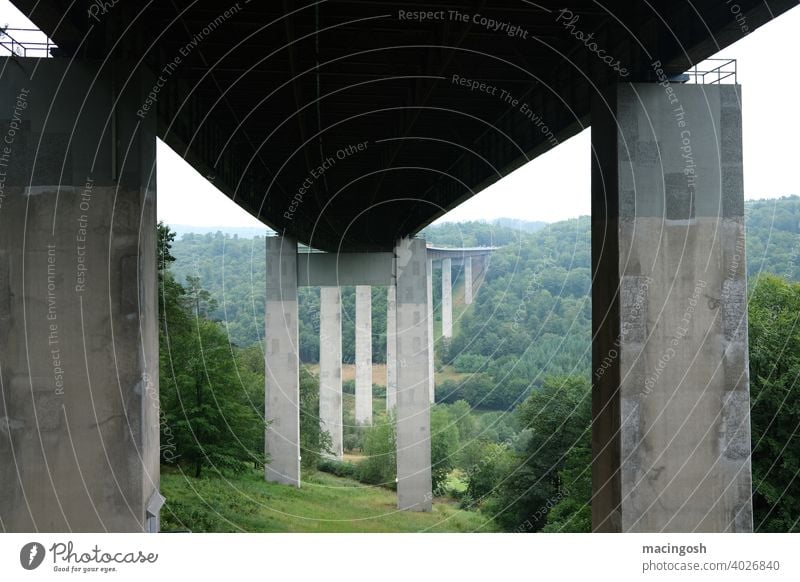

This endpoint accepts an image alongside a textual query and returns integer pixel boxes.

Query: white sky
[3,3,799,226]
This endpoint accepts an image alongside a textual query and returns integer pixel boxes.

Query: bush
[318,458,360,480]
[342,407,362,452]
[356,415,396,488]
[299,368,333,470]
[430,406,459,493]
[453,353,489,373]
[463,441,514,502]
[435,379,464,404]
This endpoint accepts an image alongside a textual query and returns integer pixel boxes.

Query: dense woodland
[160,195,800,532]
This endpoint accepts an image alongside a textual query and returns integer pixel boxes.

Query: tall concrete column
[0,58,159,531]
[355,285,373,424]
[426,257,435,403]
[591,82,751,532]
[473,255,487,296]
[319,287,343,459]
[265,235,300,487]
[395,238,432,511]
[464,257,473,305]
[441,258,452,338]
[386,285,397,410]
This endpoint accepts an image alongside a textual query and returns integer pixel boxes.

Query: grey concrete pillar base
[395,238,432,511]
[265,235,301,487]
[0,58,159,532]
[591,82,752,532]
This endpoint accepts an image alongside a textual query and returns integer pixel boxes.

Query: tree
[541,438,591,532]
[357,413,396,488]
[184,275,218,320]
[748,275,800,532]
[158,221,176,270]
[299,367,333,470]
[448,400,478,444]
[430,405,460,493]
[486,375,591,531]
[158,222,266,478]
[462,440,515,504]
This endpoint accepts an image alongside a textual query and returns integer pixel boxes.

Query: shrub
[356,415,396,489]
[430,406,459,493]
[318,458,360,480]
[453,353,489,373]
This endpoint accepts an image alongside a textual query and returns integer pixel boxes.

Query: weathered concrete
[395,238,432,511]
[426,258,435,403]
[441,258,453,338]
[591,83,751,532]
[0,58,159,531]
[464,256,473,305]
[319,287,343,459]
[386,285,397,411]
[265,235,301,487]
[355,285,373,425]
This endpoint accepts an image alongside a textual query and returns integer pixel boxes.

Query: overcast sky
[3,3,798,227]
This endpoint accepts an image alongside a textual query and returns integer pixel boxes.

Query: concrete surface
[319,287,343,459]
[591,82,751,532]
[441,258,452,338]
[355,285,373,425]
[395,238,432,511]
[265,235,301,487]
[386,285,397,410]
[0,58,159,532]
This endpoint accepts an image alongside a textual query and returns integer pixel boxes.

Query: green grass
[161,466,497,532]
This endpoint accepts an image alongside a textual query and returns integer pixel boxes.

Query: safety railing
[685,58,737,84]
[0,27,56,58]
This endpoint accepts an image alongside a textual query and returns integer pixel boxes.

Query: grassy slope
[154,272,492,534]
[161,467,497,533]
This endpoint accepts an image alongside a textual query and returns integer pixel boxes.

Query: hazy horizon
[165,193,799,239]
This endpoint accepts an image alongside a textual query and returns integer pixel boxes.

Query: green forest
[159,195,800,532]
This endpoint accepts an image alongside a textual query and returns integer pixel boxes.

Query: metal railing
[685,58,737,84]
[0,27,56,58]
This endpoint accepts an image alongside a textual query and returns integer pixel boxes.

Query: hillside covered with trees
[160,196,800,532]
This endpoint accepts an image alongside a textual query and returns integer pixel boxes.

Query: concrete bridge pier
[395,238,433,511]
[319,287,343,459]
[386,285,397,410]
[426,257,435,403]
[355,285,373,425]
[0,58,160,531]
[441,258,453,338]
[464,257,473,305]
[265,235,301,487]
[591,82,752,532]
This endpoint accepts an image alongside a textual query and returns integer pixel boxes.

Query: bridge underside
[1,0,792,533]
[10,0,796,251]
